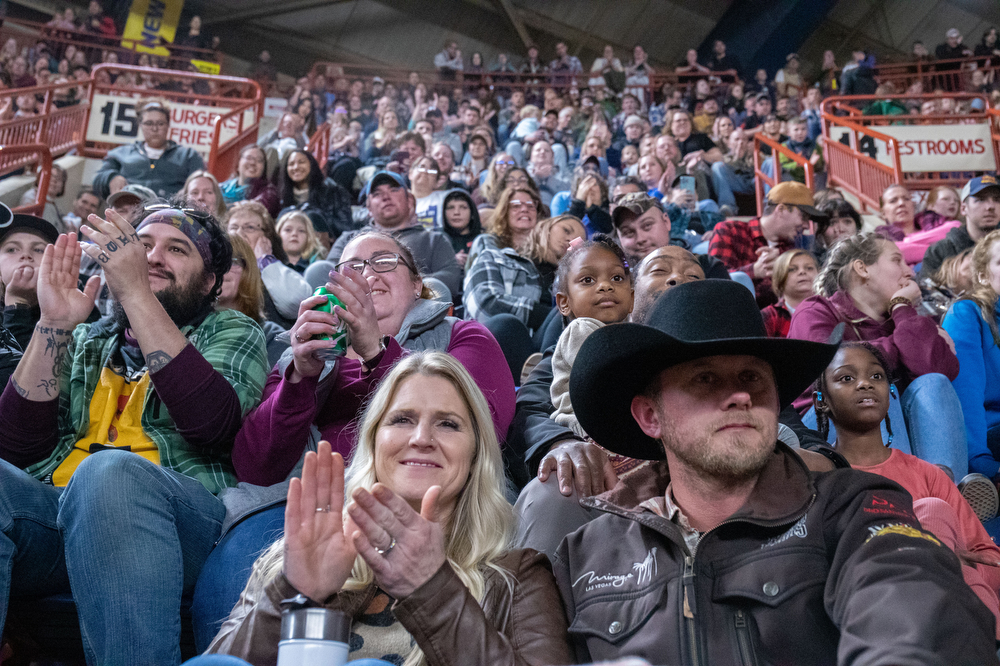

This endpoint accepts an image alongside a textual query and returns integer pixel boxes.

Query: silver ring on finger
[374,537,396,555]
[315,505,331,513]
[295,332,305,343]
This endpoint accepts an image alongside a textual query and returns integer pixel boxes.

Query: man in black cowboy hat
[550,279,996,664]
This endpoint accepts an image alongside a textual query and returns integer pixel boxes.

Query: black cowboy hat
[0,205,58,245]
[569,280,838,460]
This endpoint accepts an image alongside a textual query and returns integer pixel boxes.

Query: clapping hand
[347,483,448,599]
[283,441,358,602]
[37,233,101,328]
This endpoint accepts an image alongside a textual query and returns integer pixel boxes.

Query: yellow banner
[190,59,220,75]
[121,0,184,57]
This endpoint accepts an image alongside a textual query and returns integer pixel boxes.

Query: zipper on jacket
[682,555,702,666]
[734,609,760,666]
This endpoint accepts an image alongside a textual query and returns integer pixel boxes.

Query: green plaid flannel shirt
[23,309,268,495]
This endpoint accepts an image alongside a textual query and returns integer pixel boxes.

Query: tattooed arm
[10,234,100,401]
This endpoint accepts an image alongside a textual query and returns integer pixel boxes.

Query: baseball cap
[107,184,157,208]
[766,182,827,219]
[0,205,59,245]
[361,170,407,201]
[623,114,644,129]
[612,192,663,228]
[961,174,1000,201]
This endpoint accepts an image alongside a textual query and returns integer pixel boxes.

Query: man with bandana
[0,207,268,664]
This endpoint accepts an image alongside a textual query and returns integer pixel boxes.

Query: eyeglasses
[141,121,168,129]
[335,252,412,274]
[144,203,211,223]
[509,199,535,209]
[505,175,529,186]
[495,160,516,167]
[228,223,262,234]
[415,167,438,175]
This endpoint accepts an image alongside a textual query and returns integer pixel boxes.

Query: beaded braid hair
[814,341,897,444]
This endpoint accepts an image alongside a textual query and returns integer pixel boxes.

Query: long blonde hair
[276,210,321,263]
[814,232,888,297]
[183,170,227,218]
[248,352,514,666]
[524,214,585,265]
[963,229,1000,346]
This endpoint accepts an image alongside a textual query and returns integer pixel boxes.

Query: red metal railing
[208,97,266,182]
[820,93,998,196]
[752,133,815,216]
[0,16,219,74]
[821,116,903,212]
[0,79,91,158]
[307,121,331,170]
[0,144,52,215]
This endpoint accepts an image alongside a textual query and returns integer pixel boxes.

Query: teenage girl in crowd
[813,342,1000,635]
[761,249,819,338]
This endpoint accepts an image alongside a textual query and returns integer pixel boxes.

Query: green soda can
[312,286,350,357]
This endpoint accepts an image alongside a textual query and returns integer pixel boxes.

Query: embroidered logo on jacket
[574,548,658,592]
[865,522,941,546]
[862,494,915,520]
[760,515,808,549]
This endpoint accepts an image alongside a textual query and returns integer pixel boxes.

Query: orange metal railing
[821,116,903,212]
[752,133,815,216]
[307,121,331,170]
[820,93,998,198]
[0,144,52,216]
[0,79,91,159]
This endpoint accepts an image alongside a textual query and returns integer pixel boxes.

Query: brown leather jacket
[206,548,572,666]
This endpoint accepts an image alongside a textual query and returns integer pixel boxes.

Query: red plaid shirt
[761,299,792,338]
[708,218,792,308]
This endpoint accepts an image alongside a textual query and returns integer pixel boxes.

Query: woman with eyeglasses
[219,144,280,217]
[216,233,289,368]
[464,187,551,383]
[409,156,447,230]
[93,99,206,201]
[226,201,312,329]
[189,232,514,650]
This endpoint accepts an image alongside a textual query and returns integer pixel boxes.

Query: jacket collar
[584,443,816,530]
[829,290,873,325]
[395,298,451,344]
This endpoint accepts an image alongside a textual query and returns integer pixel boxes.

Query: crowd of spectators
[5,15,1000,666]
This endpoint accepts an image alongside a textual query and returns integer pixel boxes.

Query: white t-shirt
[415,190,449,231]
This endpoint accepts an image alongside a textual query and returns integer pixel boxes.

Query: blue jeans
[802,373,968,480]
[0,450,225,666]
[183,658,395,666]
[710,161,755,209]
[192,503,286,652]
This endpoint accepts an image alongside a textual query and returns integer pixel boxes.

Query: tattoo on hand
[11,376,27,398]
[105,240,118,253]
[145,350,173,373]
[98,252,110,264]
[37,378,57,396]
[117,234,130,246]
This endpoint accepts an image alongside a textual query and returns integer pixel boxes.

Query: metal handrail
[0,144,52,216]
[821,114,904,211]
[752,134,815,216]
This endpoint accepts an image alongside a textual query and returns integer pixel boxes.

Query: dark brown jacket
[552,444,998,666]
[206,548,572,666]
